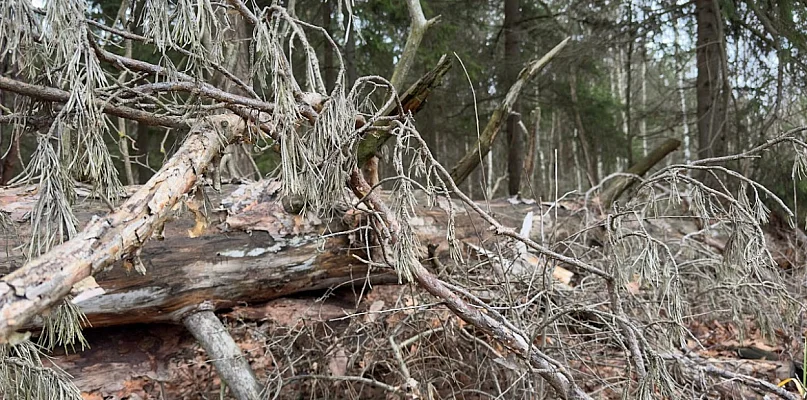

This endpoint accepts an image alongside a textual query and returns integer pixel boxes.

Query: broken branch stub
[355,55,452,166]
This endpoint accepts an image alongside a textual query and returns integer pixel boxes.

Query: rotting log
[0,181,390,327]
[0,181,570,329]
[0,114,246,343]
[600,138,681,208]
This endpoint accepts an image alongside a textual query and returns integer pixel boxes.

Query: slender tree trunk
[217,7,258,181]
[344,18,356,88]
[0,133,18,186]
[132,0,153,185]
[675,26,692,164]
[322,0,335,93]
[522,108,540,192]
[615,51,629,165]
[625,0,634,166]
[0,60,16,185]
[569,72,598,186]
[696,0,727,160]
[573,129,582,192]
[640,42,648,157]
[541,111,554,195]
[118,38,136,186]
[504,0,522,196]
[486,150,494,197]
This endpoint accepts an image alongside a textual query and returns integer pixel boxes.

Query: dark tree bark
[504,0,523,196]
[696,0,727,160]
[0,131,18,186]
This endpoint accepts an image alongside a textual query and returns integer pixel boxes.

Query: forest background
[6,0,805,206]
[3,0,807,399]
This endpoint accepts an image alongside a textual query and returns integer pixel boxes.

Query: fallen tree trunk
[2,181,539,328]
[600,137,681,208]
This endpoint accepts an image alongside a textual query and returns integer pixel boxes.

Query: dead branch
[182,305,262,400]
[355,55,452,166]
[95,47,275,113]
[345,168,593,400]
[0,76,187,128]
[390,0,440,90]
[600,138,681,208]
[450,38,570,186]
[665,353,800,400]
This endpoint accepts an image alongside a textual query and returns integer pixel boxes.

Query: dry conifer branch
[345,168,593,400]
[83,18,259,99]
[0,76,188,128]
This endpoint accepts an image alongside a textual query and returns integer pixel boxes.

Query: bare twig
[0,76,187,128]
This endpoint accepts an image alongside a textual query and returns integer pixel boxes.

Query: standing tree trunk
[569,72,598,186]
[216,7,259,181]
[522,108,540,192]
[696,0,727,160]
[344,17,357,88]
[625,1,634,166]
[504,0,522,196]
[640,41,648,158]
[675,23,692,164]
[322,0,335,93]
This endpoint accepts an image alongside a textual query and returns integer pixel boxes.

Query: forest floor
[3,184,803,399]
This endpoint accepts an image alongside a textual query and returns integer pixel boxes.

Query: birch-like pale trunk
[640,45,648,157]
[675,25,692,164]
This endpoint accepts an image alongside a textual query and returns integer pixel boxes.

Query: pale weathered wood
[1,179,568,330]
[0,114,246,342]
[183,307,262,400]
